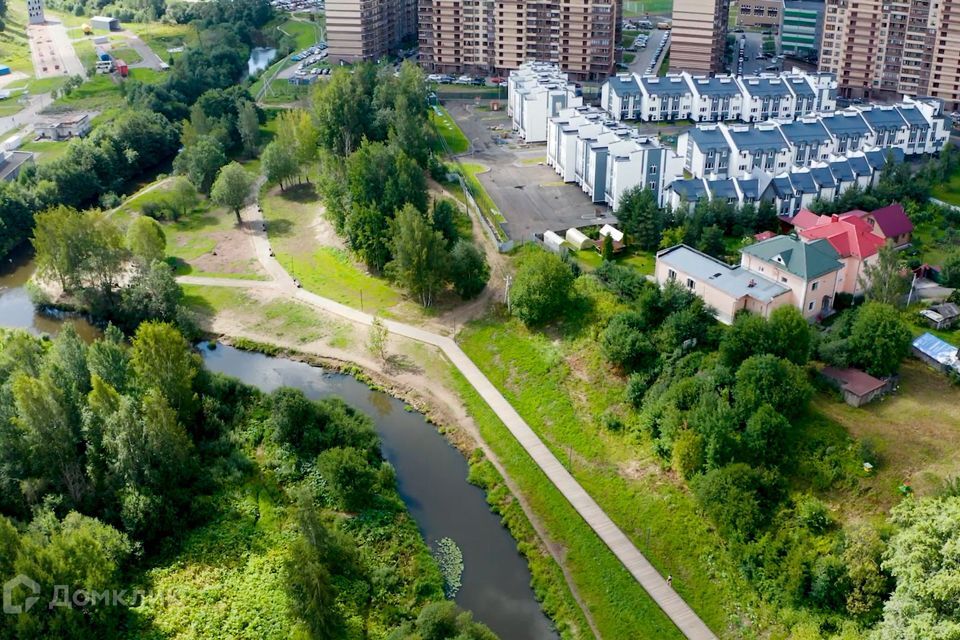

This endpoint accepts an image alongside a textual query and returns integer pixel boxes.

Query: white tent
[565,227,591,249]
[598,224,624,243]
[543,230,566,254]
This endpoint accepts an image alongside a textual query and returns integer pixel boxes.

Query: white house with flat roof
[508,62,583,143]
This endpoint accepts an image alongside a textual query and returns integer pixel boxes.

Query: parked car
[453,75,473,85]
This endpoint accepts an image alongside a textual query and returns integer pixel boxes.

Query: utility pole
[503,274,513,311]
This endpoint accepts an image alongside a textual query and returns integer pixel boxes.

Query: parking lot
[625,28,669,76]
[446,102,616,240]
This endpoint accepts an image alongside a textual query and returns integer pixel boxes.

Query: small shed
[594,224,625,254]
[919,303,960,330]
[820,366,892,407]
[91,15,120,31]
[565,227,591,250]
[0,65,10,76]
[543,230,566,255]
[912,332,960,374]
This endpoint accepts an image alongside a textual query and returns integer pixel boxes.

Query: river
[0,250,557,640]
[248,47,278,76]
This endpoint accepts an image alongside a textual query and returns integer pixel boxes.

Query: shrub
[733,354,812,418]
[672,429,705,479]
[601,311,657,371]
[509,250,574,326]
[848,302,911,377]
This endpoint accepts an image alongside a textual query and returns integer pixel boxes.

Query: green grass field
[0,5,36,75]
[931,171,960,207]
[126,22,196,62]
[274,18,321,50]
[573,247,656,274]
[430,105,470,155]
[624,0,673,16]
[261,184,401,313]
[19,139,72,165]
[457,162,508,240]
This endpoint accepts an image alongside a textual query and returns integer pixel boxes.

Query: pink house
[797,213,885,295]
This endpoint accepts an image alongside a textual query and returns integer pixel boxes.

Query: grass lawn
[931,170,960,207]
[261,183,401,314]
[458,162,508,240]
[259,79,309,105]
[624,0,673,16]
[109,46,143,65]
[812,360,960,522]
[458,307,776,638]
[0,6,36,75]
[573,247,656,274]
[430,105,470,155]
[0,103,24,117]
[127,22,196,62]
[658,54,671,76]
[19,139,72,165]
[53,74,125,110]
[274,18,321,50]
[623,53,636,64]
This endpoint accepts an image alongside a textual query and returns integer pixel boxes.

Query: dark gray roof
[810,166,837,188]
[778,120,831,145]
[770,175,794,198]
[789,171,817,193]
[689,127,731,151]
[608,75,640,95]
[829,160,855,182]
[860,107,908,131]
[896,105,930,127]
[690,77,742,97]
[864,148,905,169]
[847,155,872,176]
[787,78,815,98]
[820,112,871,137]
[670,178,707,200]
[640,76,691,97]
[708,179,739,199]
[741,78,793,98]
[736,178,760,199]
[728,126,789,152]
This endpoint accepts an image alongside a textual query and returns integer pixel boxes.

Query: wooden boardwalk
[179,201,719,640]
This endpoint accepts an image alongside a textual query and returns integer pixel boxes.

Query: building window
[649,181,658,190]
[668,269,677,280]
[649,165,657,174]
[812,281,819,291]
[781,276,787,283]
[686,278,695,289]
[808,301,815,310]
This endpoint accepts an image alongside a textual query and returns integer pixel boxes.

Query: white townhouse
[639,75,695,122]
[686,75,745,122]
[546,106,684,209]
[677,124,733,178]
[601,74,643,121]
[508,62,583,143]
[777,117,833,166]
[724,122,793,175]
[738,76,798,122]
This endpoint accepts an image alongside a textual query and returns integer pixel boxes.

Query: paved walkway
[180,193,719,640]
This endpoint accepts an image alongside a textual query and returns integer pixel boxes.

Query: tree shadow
[385,353,422,375]
[278,183,318,203]
[265,218,294,237]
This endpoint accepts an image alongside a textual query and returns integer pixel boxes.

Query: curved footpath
[179,200,718,640]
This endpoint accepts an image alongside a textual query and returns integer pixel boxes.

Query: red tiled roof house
[855,203,914,248]
[797,213,885,295]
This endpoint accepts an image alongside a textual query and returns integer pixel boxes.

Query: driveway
[626,29,668,75]
[27,18,84,78]
[447,102,613,240]
[120,31,165,70]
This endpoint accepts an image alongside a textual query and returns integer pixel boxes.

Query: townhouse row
[600,69,838,123]
[545,106,686,211]
[676,97,949,179]
[507,62,584,143]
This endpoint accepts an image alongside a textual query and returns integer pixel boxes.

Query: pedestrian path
[179,195,719,640]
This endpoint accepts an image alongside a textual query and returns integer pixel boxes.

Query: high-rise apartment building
[327,0,418,63]
[669,0,731,75]
[781,1,823,59]
[418,0,621,81]
[27,0,46,24]
[820,0,960,110]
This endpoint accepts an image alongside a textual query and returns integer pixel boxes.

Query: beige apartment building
[418,0,621,81]
[737,0,784,31]
[669,0,731,75]
[327,0,418,63]
[820,0,960,110]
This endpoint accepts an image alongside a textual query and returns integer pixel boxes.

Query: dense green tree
[345,205,392,272]
[509,250,574,326]
[167,176,199,221]
[388,601,498,640]
[601,311,657,371]
[126,216,166,265]
[275,109,318,181]
[119,261,184,331]
[843,524,889,621]
[346,140,427,219]
[210,161,253,224]
[733,354,812,418]
[848,302,911,377]
[311,67,376,156]
[601,233,614,261]
[692,463,783,541]
[430,198,459,247]
[0,181,36,257]
[672,429,706,479]
[873,496,960,639]
[743,404,792,468]
[697,224,725,258]
[173,135,226,193]
[616,186,661,250]
[387,204,449,307]
[237,99,260,156]
[86,325,130,394]
[130,322,198,422]
[940,250,960,288]
[861,244,909,307]
[719,312,772,367]
[262,140,298,190]
[32,206,126,294]
[448,240,489,300]
[767,305,812,365]
[317,446,379,511]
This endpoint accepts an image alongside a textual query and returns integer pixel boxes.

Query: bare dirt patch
[187,231,267,278]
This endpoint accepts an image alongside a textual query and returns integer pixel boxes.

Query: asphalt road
[626,29,668,75]
[446,102,614,240]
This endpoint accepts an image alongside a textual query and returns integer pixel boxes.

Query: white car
[427,73,443,82]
